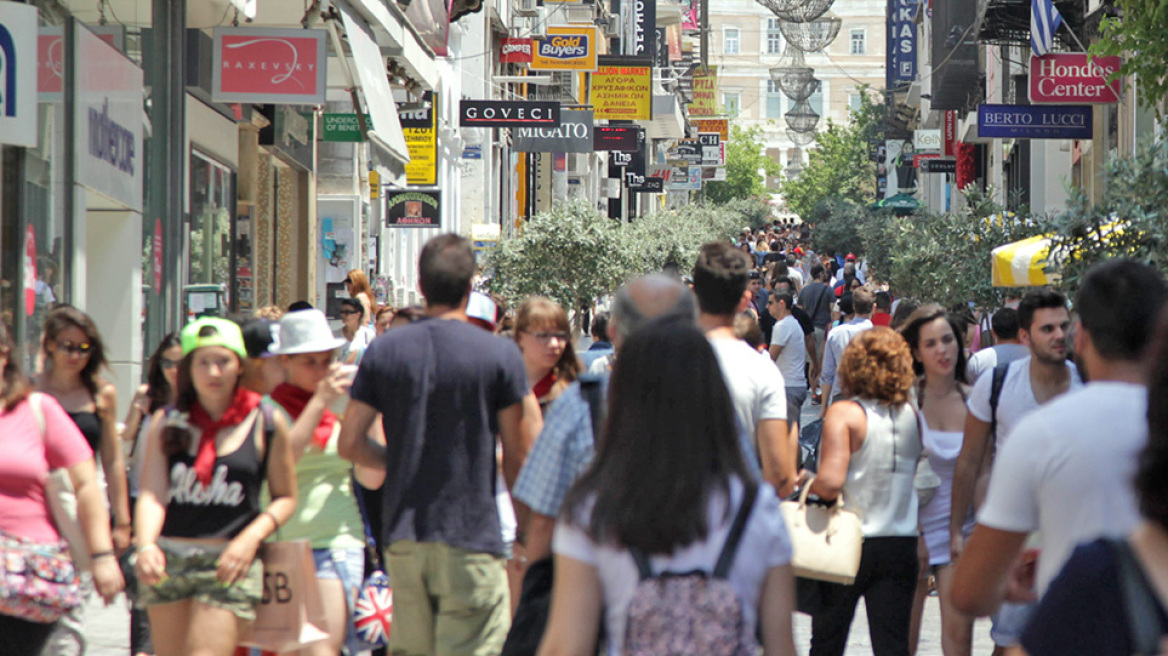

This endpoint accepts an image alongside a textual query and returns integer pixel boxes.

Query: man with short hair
[948,288,1082,652]
[338,234,543,656]
[966,308,1029,382]
[799,264,834,396]
[768,288,808,464]
[953,262,1168,648]
[513,274,699,560]
[872,291,893,327]
[578,311,613,372]
[817,288,875,417]
[693,242,794,496]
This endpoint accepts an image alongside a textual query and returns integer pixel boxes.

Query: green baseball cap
[180,317,248,359]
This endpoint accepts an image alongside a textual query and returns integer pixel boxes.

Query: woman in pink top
[0,324,124,655]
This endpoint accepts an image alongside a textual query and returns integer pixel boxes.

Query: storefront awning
[339,6,411,170]
[991,220,1125,287]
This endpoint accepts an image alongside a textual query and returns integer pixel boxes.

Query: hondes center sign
[512,110,593,152]
[1029,54,1122,104]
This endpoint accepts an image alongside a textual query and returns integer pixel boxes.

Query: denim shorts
[313,546,365,654]
[990,600,1037,647]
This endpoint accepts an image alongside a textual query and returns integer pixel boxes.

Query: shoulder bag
[779,479,863,585]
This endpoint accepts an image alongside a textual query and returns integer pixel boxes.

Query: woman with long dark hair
[134,318,297,656]
[0,323,124,656]
[537,319,797,655]
[899,305,975,656]
[120,332,182,656]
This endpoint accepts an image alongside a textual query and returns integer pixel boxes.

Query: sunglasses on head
[160,357,181,370]
[56,340,93,356]
[340,309,360,316]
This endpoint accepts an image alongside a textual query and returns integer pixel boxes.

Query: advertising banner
[459,100,561,128]
[594,125,642,151]
[689,67,719,116]
[212,27,327,104]
[500,37,533,64]
[628,176,664,192]
[1029,54,1122,104]
[944,110,957,156]
[386,190,441,228]
[513,109,594,152]
[591,58,652,120]
[0,3,37,147]
[886,0,916,93]
[978,104,1093,139]
[694,118,729,140]
[882,139,918,198]
[531,27,598,71]
[401,94,437,185]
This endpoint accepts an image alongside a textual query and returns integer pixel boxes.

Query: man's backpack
[623,486,759,656]
[989,361,1010,444]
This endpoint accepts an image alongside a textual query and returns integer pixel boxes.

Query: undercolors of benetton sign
[1029,54,1122,104]
[459,100,560,128]
[977,104,1093,140]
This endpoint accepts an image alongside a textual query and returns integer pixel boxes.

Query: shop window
[188,151,236,300]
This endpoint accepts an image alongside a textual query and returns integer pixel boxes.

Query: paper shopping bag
[238,540,329,652]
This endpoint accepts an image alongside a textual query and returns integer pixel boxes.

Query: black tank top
[67,411,102,454]
[161,408,269,539]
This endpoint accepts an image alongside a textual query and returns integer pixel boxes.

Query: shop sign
[671,139,702,164]
[689,67,719,116]
[594,125,641,151]
[531,27,598,72]
[212,27,327,104]
[700,167,727,181]
[1029,54,1122,104]
[943,110,957,156]
[513,109,594,152]
[886,0,916,92]
[23,224,35,317]
[153,218,163,292]
[668,164,701,190]
[500,38,533,64]
[74,24,144,212]
[39,27,120,101]
[321,113,371,142]
[591,58,652,120]
[628,175,664,192]
[630,0,657,57]
[922,158,956,173]
[913,129,941,150]
[912,153,940,167]
[612,151,634,167]
[694,118,728,140]
[385,190,441,228]
[401,95,437,185]
[459,100,560,128]
[0,3,36,147]
[978,104,1093,140]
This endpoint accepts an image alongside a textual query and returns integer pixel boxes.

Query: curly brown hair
[838,327,915,405]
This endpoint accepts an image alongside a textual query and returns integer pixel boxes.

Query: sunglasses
[160,358,181,370]
[339,309,361,316]
[55,340,93,356]
[524,330,569,344]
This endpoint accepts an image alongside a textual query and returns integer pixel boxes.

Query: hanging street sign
[459,100,560,128]
[1029,54,1122,104]
[977,104,1093,140]
[212,27,327,104]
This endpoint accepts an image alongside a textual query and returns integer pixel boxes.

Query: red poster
[152,218,163,293]
[213,28,327,104]
[913,153,940,168]
[1029,54,1122,104]
[23,225,36,317]
[500,38,532,64]
[943,111,956,157]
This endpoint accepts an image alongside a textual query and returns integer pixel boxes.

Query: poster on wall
[400,92,438,185]
[319,199,356,285]
[883,139,918,198]
[386,190,441,228]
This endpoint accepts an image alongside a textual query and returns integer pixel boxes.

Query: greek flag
[1031,0,1064,57]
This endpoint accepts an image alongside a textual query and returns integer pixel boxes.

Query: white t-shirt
[977,382,1146,596]
[709,337,789,437]
[553,479,792,655]
[770,315,806,387]
[966,343,1031,384]
[966,356,1082,450]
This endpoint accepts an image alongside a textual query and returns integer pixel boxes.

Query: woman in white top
[899,305,976,656]
[538,319,797,656]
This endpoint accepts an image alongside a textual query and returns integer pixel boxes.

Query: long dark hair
[1138,310,1168,529]
[145,333,181,413]
[161,325,243,457]
[561,318,755,554]
[42,306,108,398]
[898,303,969,384]
[0,323,31,412]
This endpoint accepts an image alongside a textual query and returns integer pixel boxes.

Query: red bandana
[532,372,557,399]
[188,387,261,486]
[270,383,336,451]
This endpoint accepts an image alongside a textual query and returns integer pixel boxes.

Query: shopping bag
[238,540,329,652]
[353,568,392,649]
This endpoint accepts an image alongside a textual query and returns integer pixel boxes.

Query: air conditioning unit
[604,13,622,37]
[515,0,538,17]
[568,154,588,177]
[565,5,594,23]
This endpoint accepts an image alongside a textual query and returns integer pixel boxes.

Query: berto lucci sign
[212,27,327,104]
[1029,54,1122,104]
[978,104,1093,140]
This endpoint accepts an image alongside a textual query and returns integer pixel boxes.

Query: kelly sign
[459,100,560,128]
[1029,54,1122,104]
[531,27,598,72]
[212,28,327,104]
[500,38,532,64]
[978,104,1093,140]
[512,109,594,152]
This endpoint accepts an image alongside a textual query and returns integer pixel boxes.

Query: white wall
[85,208,143,419]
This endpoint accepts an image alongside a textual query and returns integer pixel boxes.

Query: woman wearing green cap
[132,317,298,656]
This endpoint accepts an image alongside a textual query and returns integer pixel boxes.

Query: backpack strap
[1112,538,1164,656]
[579,373,606,444]
[988,361,1010,445]
[713,485,758,578]
[28,392,46,438]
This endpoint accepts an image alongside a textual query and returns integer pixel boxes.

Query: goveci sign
[1029,54,1122,104]
[459,100,560,128]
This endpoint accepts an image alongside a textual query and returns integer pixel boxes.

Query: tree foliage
[704,124,781,204]
[778,91,883,220]
[1093,0,1168,119]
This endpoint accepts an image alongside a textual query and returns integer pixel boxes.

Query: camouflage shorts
[136,539,263,621]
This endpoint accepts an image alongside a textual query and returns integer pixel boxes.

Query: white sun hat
[269,309,347,355]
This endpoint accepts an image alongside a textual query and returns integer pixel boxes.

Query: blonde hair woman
[344,270,378,327]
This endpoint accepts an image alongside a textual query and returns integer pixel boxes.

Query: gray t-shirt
[967,343,1031,384]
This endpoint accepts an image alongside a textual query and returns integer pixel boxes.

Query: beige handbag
[780,480,864,585]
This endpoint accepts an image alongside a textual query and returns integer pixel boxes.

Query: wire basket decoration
[779,16,842,52]
[785,99,820,132]
[770,68,820,101]
[787,129,817,147]
[756,0,836,23]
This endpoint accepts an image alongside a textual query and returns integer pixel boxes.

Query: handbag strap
[713,485,757,578]
[351,472,382,568]
[1112,537,1165,656]
[29,392,46,438]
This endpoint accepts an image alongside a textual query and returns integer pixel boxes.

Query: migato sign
[531,27,598,71]
[1029,54,1122,104]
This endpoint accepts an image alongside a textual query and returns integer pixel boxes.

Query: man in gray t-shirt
[967,308,1030,383]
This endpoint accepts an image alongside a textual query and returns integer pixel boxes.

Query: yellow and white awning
[992,234,1054,287]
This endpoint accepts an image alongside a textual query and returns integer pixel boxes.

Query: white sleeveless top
[844,399,922,538]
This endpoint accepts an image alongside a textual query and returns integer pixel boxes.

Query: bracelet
[90,551,115,560]
[262,510,281,530]
[136,543,160,555]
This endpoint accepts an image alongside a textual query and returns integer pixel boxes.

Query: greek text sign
[0,3,36,147]
[978,104,1093,140]
[1029,54,1122,104]
[460,100,560,128]
[591,59,651,120]
[513,109,594,152]
[531,27,598,72]
[694,118,728,140]
[212,28,327,104]
[401,95,437,185]
[385,190,441,228]
[689,67,719,116]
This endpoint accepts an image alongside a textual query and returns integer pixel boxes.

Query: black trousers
[0,614,56,656]
[810,536,918,656]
